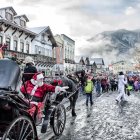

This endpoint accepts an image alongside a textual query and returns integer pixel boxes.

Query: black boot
[72,109,77,117]
[41,120,48,133]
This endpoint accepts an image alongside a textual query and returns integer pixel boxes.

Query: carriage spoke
[58,121,64,134]
[11,123,18,140]
[23,129,33,139]
[52,104,66,136]
[18,120,26,140]
[7,135,12,140]
[3,116,35,140]
[20,123,30,140]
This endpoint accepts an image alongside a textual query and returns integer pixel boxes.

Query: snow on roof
[92,58,104,65]
[14,14,29,22]
[0,6,17,16]
[28,26,48,34]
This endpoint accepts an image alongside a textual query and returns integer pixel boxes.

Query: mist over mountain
[85,29,140,65]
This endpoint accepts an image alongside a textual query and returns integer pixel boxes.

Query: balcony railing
[65,58,75,64]
[4,50,56,65]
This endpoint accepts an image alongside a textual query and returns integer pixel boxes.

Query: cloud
[1,0,140,65]
[125,7,136,15]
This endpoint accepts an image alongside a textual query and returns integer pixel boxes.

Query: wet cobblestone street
[46,92,140,140]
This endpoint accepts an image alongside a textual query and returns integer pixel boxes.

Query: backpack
[84,80,93,93]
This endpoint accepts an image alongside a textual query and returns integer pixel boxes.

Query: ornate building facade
[0,6,57,75]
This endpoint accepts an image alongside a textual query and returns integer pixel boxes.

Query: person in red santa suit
[20,72,67,133]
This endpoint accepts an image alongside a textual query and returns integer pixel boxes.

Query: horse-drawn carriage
[0,59,68,140]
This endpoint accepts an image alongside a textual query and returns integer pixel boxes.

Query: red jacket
[20,81,55,98]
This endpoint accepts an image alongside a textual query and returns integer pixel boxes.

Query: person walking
[116,72,127,102]
[95,78,101,97]
[84,75,94,106]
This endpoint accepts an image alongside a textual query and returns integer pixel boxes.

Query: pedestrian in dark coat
[23,56,37,82]
[75,70,87,94]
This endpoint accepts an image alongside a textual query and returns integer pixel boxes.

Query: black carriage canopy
[0,59,20,91]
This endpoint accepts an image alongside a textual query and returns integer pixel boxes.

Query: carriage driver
[20,72,68,133]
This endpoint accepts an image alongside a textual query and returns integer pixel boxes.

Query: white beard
[37,81,43,87]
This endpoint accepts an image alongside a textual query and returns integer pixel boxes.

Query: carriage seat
[0,59,20,91]
[22,73,36,83]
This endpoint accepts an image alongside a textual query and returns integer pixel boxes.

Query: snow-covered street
[41,91,140,140]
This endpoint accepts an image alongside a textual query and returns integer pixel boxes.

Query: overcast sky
[1,0,140,60]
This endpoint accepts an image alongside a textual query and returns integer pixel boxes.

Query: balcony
[65,58,75,64]
[3,50,56,66]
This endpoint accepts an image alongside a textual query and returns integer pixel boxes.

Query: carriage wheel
[52,104,66,136]
[2,116,36,140]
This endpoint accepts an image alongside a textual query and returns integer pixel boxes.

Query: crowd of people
[7,55,140,134]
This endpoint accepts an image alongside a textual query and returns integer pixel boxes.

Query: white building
[109,60,135,74]
[28,26,57,71]
[0,7,36,54]
[0,6,57,74]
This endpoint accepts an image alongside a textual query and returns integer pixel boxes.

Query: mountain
[88,29,140,55]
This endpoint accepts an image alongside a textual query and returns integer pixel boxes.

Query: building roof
[0,7,17,16]
[28,26,48,34]
[79,57,85,65]
[0,18,36,35]
[14,14,29,22]
[92,58,104,65]
[28,26,57,47]
[61,34,75,43]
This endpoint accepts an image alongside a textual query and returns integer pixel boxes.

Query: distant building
[109,60,135,74]
[53,34,64,73]
[92,58,105,73]
[76,57,97,73]
[61,34,75,74]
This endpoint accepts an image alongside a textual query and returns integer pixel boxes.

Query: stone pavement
[40,91,140,140]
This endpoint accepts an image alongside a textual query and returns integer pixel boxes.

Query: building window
[6,12,13,21]
[26,44,29,53]
[20,20,26,27]
[45,49,49,56]
[35,45,41,54]
[0,36,3,44]
[6,38,10,50]
[20,42,24,52]
[41,34,45,42]
[13,40,18,51]
[35,45,38,54]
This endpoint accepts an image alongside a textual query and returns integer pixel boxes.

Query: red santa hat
[31,73,44,85]
[30,73,44,96]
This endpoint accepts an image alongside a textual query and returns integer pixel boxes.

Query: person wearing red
[20,72,67,133]
[21,73,56,101]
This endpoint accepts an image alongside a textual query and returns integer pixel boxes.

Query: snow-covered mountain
[87,29,140,64]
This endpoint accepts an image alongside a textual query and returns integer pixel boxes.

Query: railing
[65,58,75,64]
[4,50,56,65]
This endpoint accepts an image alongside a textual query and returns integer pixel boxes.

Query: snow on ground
[41,91,140,140]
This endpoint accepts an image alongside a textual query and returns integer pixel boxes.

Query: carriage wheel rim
[2,116,35,140]
[53,105,66,135]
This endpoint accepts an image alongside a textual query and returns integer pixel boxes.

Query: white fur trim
[37,73,44,80]
[31,79,37,85]
[55,86,61,93]
[31,85,38,96]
